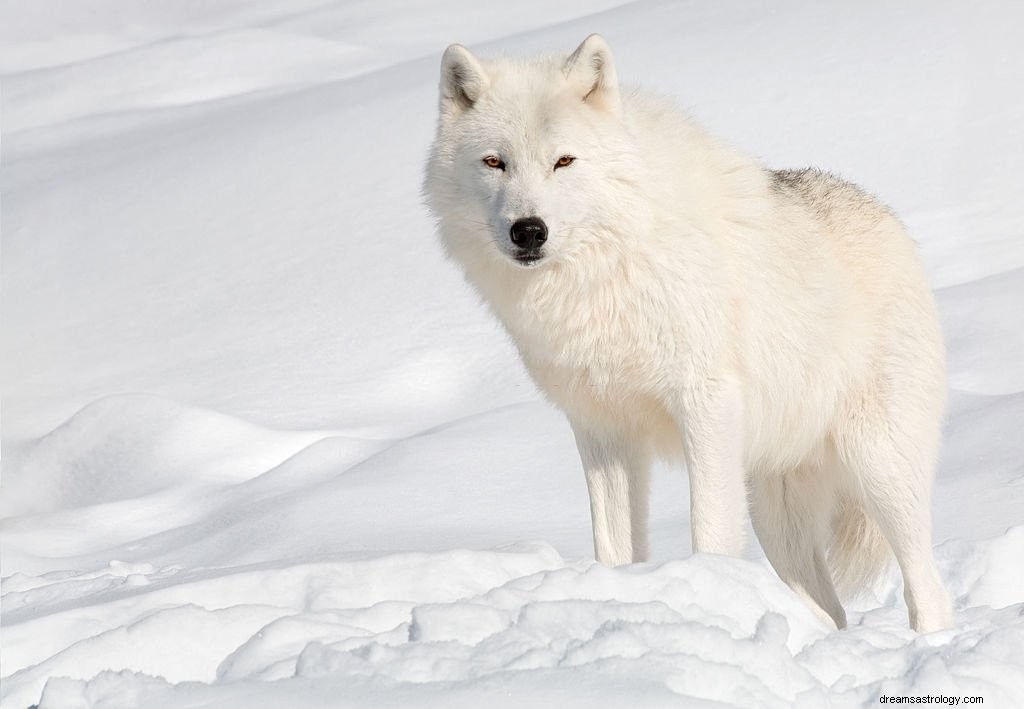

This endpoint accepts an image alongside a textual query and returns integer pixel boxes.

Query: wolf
[424,35,952,632]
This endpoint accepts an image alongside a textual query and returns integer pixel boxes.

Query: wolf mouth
[513,249,545,265]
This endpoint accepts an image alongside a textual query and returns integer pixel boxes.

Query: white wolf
[424,35,952,632]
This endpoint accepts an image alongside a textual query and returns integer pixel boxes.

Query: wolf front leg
[571,424,650,565]
[676,381,748,556]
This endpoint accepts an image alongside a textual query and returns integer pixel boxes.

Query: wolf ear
[439,44,490,120]
[563,34,620,113]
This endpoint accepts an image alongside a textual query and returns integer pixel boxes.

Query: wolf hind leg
[750,464,847,629]
[836,423,952,632]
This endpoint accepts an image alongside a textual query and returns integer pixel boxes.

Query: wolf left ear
[563,34,621,113]
[439,44,490,121]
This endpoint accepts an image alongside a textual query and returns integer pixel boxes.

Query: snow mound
[3,538,1022,709]
[5,394,327,514]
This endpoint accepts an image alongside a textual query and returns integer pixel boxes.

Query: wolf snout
[509,217,548,249]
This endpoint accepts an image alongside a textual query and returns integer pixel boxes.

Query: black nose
[509,217,548,249]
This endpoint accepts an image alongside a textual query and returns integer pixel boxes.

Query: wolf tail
[828,496,893,600]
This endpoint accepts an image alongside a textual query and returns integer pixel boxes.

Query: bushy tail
[828,496,893,600]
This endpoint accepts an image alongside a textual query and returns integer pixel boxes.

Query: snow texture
[2,1,1023,707]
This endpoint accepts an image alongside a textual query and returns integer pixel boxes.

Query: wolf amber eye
[483,156,505,170]
[554,155,576,169]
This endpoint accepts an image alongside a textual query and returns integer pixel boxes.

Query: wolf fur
[424,35,952,632]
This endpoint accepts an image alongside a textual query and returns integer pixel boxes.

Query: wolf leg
[750,467,847,629]
[572,425,650,565]
[856,461,951,632]
[835,413,952,632]
[676,381,748,557]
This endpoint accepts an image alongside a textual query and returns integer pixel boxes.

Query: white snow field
[3,1,1024,706]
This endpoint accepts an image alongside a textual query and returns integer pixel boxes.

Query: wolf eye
[483,156,505,170]
[554,155,576,170]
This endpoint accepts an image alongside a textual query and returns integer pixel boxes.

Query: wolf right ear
[563,34,621,113]
[439,44,490,120]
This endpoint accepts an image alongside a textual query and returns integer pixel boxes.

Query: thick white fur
[424,35,952,632]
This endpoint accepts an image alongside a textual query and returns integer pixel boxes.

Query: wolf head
[425,35,643,277]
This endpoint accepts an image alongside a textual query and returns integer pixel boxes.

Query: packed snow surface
[3,1,1023,707]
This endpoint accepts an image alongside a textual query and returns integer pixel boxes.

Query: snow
[2,0,1023,706]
